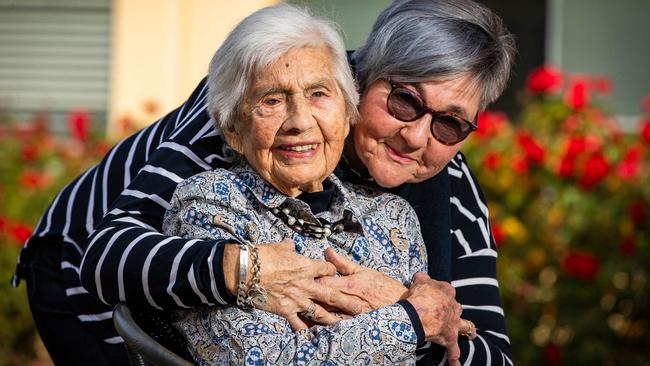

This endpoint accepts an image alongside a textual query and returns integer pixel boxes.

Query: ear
[222,123,244,155]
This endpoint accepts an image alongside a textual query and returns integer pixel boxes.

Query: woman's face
[353,76,481,188]
[224,46,349,197]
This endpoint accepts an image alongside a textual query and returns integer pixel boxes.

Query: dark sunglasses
[386,81,478,145]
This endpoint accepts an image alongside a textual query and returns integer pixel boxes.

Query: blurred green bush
[0,110,109,365]
[463,66,650,365]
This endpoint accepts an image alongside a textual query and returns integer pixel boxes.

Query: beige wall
[108,0,278,137]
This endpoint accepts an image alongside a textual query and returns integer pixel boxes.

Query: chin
[369,170,405,188]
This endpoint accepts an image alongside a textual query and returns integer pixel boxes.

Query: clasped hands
[224,239,475,365]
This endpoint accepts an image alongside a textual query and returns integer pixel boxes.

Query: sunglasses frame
[387,81,478,146]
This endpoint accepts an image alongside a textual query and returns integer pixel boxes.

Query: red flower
[544,343,563,366]
[562,115,582,131]
[564,136,586,158]
[579,153,609,189]
[21,144,39,162]
[475,111,508,138]
[557,155,574,178]
[19,169,50,190]
[491,221,505,247]
[9,223,32,244]
[512,156,529,174]
[483,152,501,171]
[563,250,599,280]
[621,237,637,256]
[565,77,590,110]
[68,109,92,141]
[640,119,650,145]
[526,65,563,94]
[0,215,7,232]
[629,200,647,225]
[617,146,644,181]
[583,134,604,154]
[591,75,613,95]
[517,132,545,164]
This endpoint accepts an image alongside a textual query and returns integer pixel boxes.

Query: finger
[411,271,431,284]
[324,247,359,275]
[308,283,368,315]
[285,313,309,332]
[446,342,461,366]
[304,258,337,278]
[459,319,477,340]
[306,302,347,325]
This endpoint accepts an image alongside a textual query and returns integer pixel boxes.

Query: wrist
[223,243,244,296]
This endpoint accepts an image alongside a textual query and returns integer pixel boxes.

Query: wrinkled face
[224,47,349,197]
[353,76,481,188]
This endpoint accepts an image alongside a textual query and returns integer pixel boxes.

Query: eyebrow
[257,79,334,98]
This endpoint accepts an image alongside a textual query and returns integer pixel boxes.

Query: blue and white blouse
[163,162,427,365]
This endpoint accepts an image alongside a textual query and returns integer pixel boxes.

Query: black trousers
[25,241,129,366]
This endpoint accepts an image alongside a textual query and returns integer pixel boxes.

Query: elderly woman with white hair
[162,4,455,364]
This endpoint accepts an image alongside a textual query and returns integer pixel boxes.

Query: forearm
[80,138,235,309]
[453,254,512,364]
[80,217,235,309]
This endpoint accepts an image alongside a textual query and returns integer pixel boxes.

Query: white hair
[207,3,359,130]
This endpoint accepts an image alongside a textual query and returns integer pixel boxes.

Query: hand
[316,247,408,310]
[223,240,367,330]
[405,272,475,366]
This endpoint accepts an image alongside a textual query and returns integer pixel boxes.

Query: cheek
[243,122,279,151]
[422,143,464,168]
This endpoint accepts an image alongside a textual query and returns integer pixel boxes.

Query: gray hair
[207,3,359,131]
[352,0,516,109]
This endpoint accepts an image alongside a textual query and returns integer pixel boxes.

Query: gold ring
[301,301,316,320]
[460,320,476,339]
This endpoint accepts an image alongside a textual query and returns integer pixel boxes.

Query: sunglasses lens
[432,115,468,145]
[388,89,421,121]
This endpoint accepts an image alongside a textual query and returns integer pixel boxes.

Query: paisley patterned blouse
[163,162,427,365]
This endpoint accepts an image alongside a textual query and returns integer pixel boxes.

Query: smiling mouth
[278,144,319,152]
[385,144,415,162]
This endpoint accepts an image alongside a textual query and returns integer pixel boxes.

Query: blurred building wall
[108,0,277,137]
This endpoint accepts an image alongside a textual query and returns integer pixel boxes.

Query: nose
[282,96,315,133]
[399,114,431,149]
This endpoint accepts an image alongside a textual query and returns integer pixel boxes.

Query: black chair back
[113,303,193,366]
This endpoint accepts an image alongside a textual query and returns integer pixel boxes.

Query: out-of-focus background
[0,0,648,365]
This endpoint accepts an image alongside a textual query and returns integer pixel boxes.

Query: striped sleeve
[79,86,237,310]
[448,152,513,366]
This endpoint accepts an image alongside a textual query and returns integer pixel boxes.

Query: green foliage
[464,68,650,365]
[0,112,108,365]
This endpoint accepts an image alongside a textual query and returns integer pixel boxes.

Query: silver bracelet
[236,244,267,308]
[236,244,250,308]
[247,245,267,307]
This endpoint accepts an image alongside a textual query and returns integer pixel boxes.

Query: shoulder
[447,152,496,252]
[447,152,489,215]
[173,168,237,200]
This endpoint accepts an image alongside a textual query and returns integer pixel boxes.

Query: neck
[277,181,324,197]
[343,134,373,181]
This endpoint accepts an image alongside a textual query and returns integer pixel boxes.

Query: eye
[263,98,281,106]
[311,90,327,98]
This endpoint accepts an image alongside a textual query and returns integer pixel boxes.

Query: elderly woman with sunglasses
[18,0,514,365]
